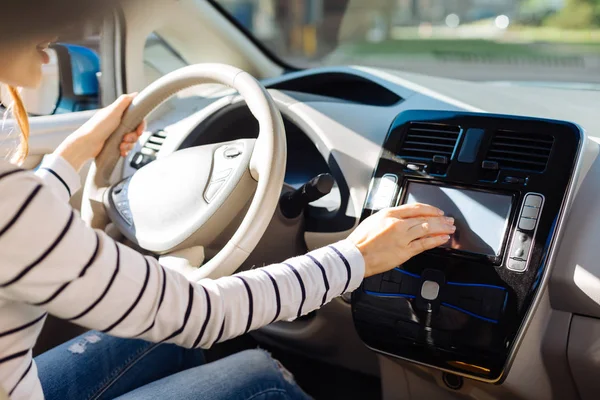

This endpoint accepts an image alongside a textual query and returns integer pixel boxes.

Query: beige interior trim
[121,0,283,93]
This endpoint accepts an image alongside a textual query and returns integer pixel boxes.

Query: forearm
[196,240,364,347]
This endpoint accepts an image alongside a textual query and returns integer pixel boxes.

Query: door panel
[0,110,96,208]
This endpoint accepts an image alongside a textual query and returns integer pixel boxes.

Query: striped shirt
[0,156,365,400]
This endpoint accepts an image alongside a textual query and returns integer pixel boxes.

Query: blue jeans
[36,331,311,400]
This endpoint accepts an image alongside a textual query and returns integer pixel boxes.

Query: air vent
[130,130,167,169]
[142,130,167,155]
[486,130,554,172]
[397,123,461,161]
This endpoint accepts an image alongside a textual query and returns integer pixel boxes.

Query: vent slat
[402,147,452,155]
[144,142,162,151]
[491,142,551,153]
[488,149,549,159]
[142,130,167,153]
[148,136,166,145]
[410,128,459,135]
[404,134,458,142]
[404,141,455,149]
[493,135,553,145]
[397,123,460,161]
[486,130,553,173]
[487,156,547,167]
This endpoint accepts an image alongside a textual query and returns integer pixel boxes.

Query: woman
[0,5,456,400]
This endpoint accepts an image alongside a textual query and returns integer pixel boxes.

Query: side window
[143,33,188,86]
[0,22,102,116]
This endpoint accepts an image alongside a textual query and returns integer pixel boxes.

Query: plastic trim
[362,125,586,384]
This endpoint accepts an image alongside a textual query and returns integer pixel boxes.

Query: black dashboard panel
[268,72,402,106]
[352,110,582,382]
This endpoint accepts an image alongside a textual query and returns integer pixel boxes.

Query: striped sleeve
[0,161,364,350]
[34,154,81,202]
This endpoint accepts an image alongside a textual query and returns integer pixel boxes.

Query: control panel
[111,178,133,225]
[352,110,582,382]
[507,193,544,272]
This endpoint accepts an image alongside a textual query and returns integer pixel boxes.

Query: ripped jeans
[35,331,311,400]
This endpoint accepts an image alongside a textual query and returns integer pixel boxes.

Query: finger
[120,142,134,156]
[388,203,444,219]
[135,120,146,136]
[122,132,139,143]
[408,235,451,256]
[406,217,455,241]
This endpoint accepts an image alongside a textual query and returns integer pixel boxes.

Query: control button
[119,208,133,225]
[211,168,232,182]
[406,164,420,171]
[521,206,539,219]
[508,258,527,272]
[509,230,532,261]
[363,276,382,292]
[518,217,536,231]
[204,180,225,203]
[482,160,499,170]
[224,147,242,159]
[514,248,524,258]
[389,269,404,284]
[421,280,440,301]
[524,194,543,208]
[381,281,401,294]
[130,152,156,169]
[370,174,398,210]
[117,201,128,209]
[432,155,448,165]
[381,174,398,183]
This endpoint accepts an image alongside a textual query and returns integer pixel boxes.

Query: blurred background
[46,0,600,86]
[214,0,600,84]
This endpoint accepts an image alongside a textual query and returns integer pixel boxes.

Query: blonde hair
[6,86,30,165]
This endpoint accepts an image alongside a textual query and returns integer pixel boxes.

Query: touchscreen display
[403,183,513,257]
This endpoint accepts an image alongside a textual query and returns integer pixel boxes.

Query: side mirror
[0,43,100,116]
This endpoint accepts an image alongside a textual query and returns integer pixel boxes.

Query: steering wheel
[81,64,286,281]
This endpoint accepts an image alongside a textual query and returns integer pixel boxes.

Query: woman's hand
[348,203,455,277]
[54,94,145,171]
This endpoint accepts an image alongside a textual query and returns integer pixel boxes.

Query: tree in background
[544,0,600,29]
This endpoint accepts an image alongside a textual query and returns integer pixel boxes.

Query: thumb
[110,93,138,113]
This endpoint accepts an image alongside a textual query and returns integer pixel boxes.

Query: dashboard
[119,65,600,399]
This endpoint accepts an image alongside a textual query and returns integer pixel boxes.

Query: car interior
[2,0,600,399]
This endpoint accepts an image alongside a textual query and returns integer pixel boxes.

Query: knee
[232,349,278,371]
[229,349,295,385]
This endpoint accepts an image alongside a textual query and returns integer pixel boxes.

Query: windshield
[213,0,600,85]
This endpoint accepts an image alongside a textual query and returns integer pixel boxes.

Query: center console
[352,110,582,382]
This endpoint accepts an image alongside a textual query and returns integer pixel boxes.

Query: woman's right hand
[348,203,455,277]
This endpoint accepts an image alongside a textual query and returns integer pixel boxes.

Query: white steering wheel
[81,64,287,281]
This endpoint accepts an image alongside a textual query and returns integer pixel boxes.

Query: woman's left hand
[54,93,145,171]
